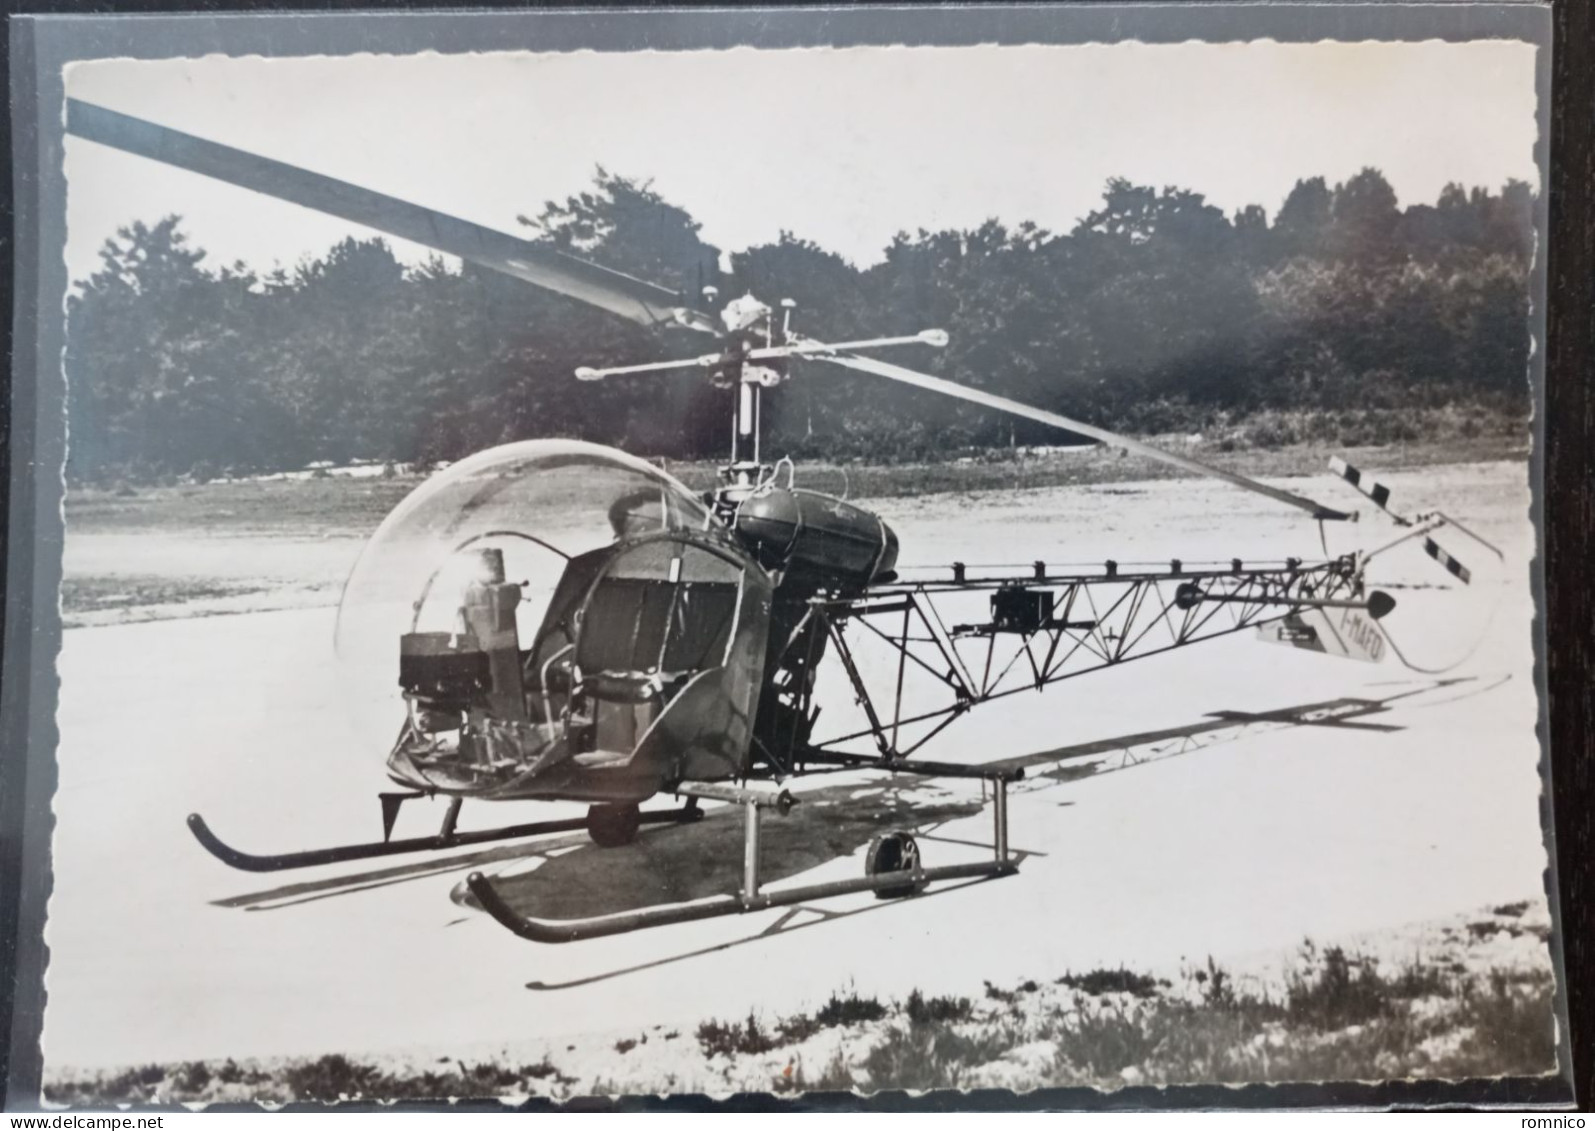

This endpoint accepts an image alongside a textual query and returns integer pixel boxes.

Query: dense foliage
[63,168,1534,482]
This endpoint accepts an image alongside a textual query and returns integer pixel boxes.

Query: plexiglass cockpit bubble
[333,440,720,759]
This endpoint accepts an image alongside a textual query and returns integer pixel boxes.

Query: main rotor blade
[66,99,718,334]
[816,354,1352,521]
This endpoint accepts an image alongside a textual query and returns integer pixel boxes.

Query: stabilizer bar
[187,804,701,873]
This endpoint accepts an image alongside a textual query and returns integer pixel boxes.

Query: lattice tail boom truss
[789,557,1362,765]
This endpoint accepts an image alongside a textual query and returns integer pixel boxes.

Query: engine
[733,486,899,592]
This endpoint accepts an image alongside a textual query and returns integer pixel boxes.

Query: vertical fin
[379,792,417,843]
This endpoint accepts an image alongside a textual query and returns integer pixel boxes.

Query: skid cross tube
[467,778,1019,943]
[676,781,797,813]
[187,802,702,873]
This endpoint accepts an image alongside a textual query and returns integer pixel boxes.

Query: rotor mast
[724,295,798,492]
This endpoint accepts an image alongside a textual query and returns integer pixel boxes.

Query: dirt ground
[40,451,1560,1090]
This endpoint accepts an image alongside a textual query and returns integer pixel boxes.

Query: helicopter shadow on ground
[209,781,982,915]
[518,872,1002,992]
[474,686,1457,928]
[447,778,985,922]
[210,833,595,913]
[990,676,1502,794]
[211,676,1501,919]
[512,676,1511,991]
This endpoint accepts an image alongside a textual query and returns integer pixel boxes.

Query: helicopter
[64,99,1502,944]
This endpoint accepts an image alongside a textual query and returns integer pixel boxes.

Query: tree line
[63,167,1534,483]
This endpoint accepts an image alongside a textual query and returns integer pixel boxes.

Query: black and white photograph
[4,4,1573,1107]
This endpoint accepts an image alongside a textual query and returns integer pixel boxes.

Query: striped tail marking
[1424,537,1472,584]
[1329,456,1396,514]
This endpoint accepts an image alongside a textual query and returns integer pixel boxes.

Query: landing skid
[187,799,702,873]
[468,771,1021,943]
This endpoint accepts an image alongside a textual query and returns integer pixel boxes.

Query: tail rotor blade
[1326,457,1504,589]
[1423,537,1472,584]
[66,99,719,334]
[814,353,1352,521]
[1328,457,1405,523]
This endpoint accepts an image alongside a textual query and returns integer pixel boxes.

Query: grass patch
[61,575,271,616]
[1451,971,1561,1077]
[682,947,1554,1093]
[64,423,1529,543]
[56,427,1529,627]
[807,944,1557,1093]
[65,477,422,538]
[697,991,890,1057]
[858,1023,1017,1093]
[46,1053,578,1105]
[1283,944,1389,1031]
[47,1064,175,1106]
[279,1052,572,1102]
[44,931,1558,1102]
[857,955,1557,1092]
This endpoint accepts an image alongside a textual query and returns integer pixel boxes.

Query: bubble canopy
[334,440,725,754]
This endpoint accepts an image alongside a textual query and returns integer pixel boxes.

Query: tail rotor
[1327,457,1507,674]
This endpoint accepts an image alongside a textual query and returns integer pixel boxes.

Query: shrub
[697,1013,781,1058]
[905,989,974,1026]
[214,1059,266,1086]
[1058,968,1167,999]
[1049,998,1166,1081]
[814,991,888,1028]
[173,1061,211,1093]
[984,980,1020,1003]
[282,1054,386,1101]
[861,1023,1012,1091]
[1284,945,1388,1031]
[1451,969,1558,1076]
[521,1057,577,1086]
[1192,957,1240,1011]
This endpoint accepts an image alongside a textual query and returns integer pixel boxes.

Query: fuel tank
[734,487,898,589]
